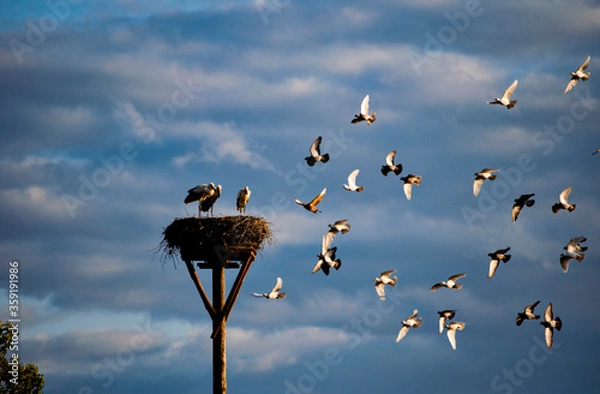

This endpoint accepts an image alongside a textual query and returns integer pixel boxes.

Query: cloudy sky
[1,0,599,393]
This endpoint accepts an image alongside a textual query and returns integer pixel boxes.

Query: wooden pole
[184,260,216,320]
[212,258,226,394]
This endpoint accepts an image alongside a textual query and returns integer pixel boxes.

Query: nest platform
[160,215,272,264]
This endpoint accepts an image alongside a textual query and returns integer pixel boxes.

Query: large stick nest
[159,216,272,262]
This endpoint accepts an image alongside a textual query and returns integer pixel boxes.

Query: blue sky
[1,0,599,393]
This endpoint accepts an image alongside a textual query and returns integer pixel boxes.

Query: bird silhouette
[351,94,376,125]
[305,136,330,166]
[295,187,327,213]
[564,56,591,94]
[236,186,251,215]
[552,187,576,214]
[251,277,286,299]
[381,150,403,176]
[488,79,518,109]
[516,300,541,326]
[512,193,535,222]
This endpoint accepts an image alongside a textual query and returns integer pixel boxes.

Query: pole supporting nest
[159,215,272,394]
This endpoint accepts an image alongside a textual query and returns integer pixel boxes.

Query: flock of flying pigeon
[182,56,593,351]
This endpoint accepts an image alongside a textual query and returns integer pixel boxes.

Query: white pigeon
[487,247,511,279]
[351,94,376,125]
[396,309,423,342]
[560,236,587,273]
[312,233,341,276]
[564,56,591,94]
[552,187,576,214]
[445,321,466,350]
[430,273,466,292]
[343,169,364,192]
[236,186,251,215]
[437,310,457,334]
[473,168,498,197]
[400,174,422,200]
[488,79,518,109]
[251,277,286,299]
[381,150,403,176]
[540,303,562,349]
[374,270,398,301]
[516,300,541,326]
[305,136,330,166]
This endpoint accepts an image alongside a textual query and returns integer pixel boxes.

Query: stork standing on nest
[236,186,251,215]
[184,183,222,217]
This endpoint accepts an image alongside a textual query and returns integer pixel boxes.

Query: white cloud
[169,120,276,171]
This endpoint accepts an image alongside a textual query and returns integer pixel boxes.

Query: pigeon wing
[360,94,370,116]
[558,187,572,205]
[488,258,500,278]
[446,327,457,350]
[375,283,386,301]
[403,182,413,201]
[473,178,484,197]
[545,326,553,349]
[578,55,591,72]
[309,187,327,208]
[272,277,283,293]
[385,150,396,167]
[503,79,518,100]
[396,325,410,342]
[564,78,578,94]
[347,169,360,189]
[310,136,322,157]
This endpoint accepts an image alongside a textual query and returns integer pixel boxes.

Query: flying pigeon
[343,169,364,192]
[552,187,576,214]
[473,168,498,197]
[516,300,541,326]
[400,174,422,201]
[488,79,518,109]
[295,187,327,214]
[381,150,403,176]
[488,247,511,279]
[430,273,466,292]
[540,303,562,349]
[564,56,591,94]
[560,236,587,273]
[251,277,286,299]
[351,94,376,125]
[184,183,222,217]
[445,321,466,350]
[396,309,423,342]
[236,186,251,215]
[512,193,535,222]
[305,136,330,167]
[374,270,398,301]
[437,310,457,334]
[312,233,341,276]
[592,148,600,155]
[327,219,351,236]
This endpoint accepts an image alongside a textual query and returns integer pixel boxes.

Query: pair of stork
[184,183,251,217]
